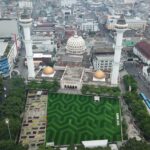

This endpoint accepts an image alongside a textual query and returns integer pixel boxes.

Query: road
[124,61,150,99]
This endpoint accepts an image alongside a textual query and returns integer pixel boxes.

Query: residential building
[133,41,150,65]
[0,38,19,77]
[92,42,114,71]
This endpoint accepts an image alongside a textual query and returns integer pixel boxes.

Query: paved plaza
[19,90,48,149]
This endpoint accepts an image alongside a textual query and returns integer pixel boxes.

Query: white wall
[133,47,150,65]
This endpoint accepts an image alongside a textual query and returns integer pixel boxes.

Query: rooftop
[135,41,150,59]
[61,66,84,82]
[92,42,114,55]
[0,19,18,37]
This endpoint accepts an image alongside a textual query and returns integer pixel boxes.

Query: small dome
[66,32,86,54]
[94,70,105,79]
[43,66,54,75]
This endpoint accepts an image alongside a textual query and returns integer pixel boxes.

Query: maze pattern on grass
[46,93,121,145]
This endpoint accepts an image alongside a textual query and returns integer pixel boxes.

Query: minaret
[111,15,128,85]
[19,10,35,79]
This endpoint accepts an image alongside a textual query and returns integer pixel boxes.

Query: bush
[81,85,120,97]
[27,79,60,92]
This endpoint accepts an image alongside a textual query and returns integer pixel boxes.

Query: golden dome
[94,70,105,79]
[43,66,54,75]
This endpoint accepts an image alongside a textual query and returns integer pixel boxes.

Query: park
[46,93,122,145]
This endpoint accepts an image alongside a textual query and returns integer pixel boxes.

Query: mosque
[39,31,108,90]
[21,11,127,89]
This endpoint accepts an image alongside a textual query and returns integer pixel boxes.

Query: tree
[120,138,150,150]
[0,77,26,142]
[0,140,28,150]
[123,75,137,92]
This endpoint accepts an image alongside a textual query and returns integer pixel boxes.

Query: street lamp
[5,118,12,140]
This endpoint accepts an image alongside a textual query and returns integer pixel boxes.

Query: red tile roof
[135,41,150,59]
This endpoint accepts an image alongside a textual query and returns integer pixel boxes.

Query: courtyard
[46,93,122,145]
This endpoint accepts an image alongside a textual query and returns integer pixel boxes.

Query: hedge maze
[46,93,121,145]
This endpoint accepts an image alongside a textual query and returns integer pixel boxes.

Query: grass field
[46,93,122,145]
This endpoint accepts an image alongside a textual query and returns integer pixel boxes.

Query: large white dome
[66,33,86,55]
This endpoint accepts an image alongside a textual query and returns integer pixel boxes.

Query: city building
[24,53,52,67]
[32,34,57,53]
[142,66,150,82]
[106,16,147,31]
[79,14,99,32]
[92,41,114,71]
[18,0,32,9]
[0,39,18,77]
[0,19,20,77]
[61,0,77,7]
[133,41,150,65]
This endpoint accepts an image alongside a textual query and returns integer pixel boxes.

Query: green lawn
[46,93,122,145]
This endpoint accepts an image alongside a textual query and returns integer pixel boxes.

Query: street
[124,61,150,99]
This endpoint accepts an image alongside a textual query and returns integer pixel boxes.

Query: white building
[133,41,150,65]
[92,42,114,71]
[32,35,57,53]
[60,66,84,90]
[106,16,147,30]
[142,66,150,82]
[82,140,108,149]
[80,20,99,32]
[18,0,32,9]
[61,0,77,7]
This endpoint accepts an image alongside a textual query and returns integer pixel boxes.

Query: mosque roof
[66,32,86,54]
[43,66,54,75]
[94,70,105,79]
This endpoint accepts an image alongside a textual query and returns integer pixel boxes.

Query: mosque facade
[38,32,107,89]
